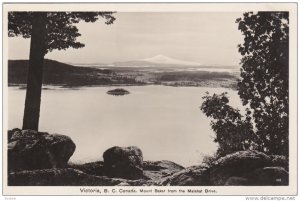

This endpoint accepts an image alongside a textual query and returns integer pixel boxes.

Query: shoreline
[8,82,238,90]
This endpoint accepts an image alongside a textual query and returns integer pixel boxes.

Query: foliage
[159,71,235,81]
[201,92,257,156]
[236,12,289,156]
[201,153,220,168]
[8,12,116,54]
[107,88,130,96]
[201,12,289,156]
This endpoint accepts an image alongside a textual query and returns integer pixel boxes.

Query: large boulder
[224,176,249,186]
[209,150,272,185]
[68,161,105,177]
[143,160,184,172]
[8,128,76,171]
[103,146,143,179]
[160,166,210,186]
[250,167,289,186]
[143,160,184,181]
[270,155,289,171]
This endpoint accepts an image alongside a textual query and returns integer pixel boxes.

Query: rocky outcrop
[103,146,143,179]
[7,133,289,186]
[143,160,184,181]
[8,168,154,186]
[250,167,289,185]
[209,150,272,185]
[160,166,210,186]
[8,160,185,186]
[270,155,289,171]
[159,150,288,186]
[68,161,105,176]
[8,129,76,172]
[224,176,249,186]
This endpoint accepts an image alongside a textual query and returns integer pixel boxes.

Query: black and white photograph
[2,2,298,197]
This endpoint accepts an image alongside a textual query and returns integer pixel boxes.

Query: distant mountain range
[69,55,238,69]
[113,55,203,67]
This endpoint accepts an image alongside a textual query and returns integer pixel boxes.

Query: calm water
[8,85,242,167]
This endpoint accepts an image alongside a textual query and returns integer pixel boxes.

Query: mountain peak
[148,54,171,61]
[141,55,202,66]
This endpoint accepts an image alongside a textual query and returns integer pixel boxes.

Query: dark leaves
[8,12,33,38]
[201,12,289,157]
[8,11,116,54]
[201,92,256,156]
[236,12,289,156]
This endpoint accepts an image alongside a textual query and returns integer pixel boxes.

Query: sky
[8,12,244,66]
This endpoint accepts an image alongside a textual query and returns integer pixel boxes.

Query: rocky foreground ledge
[7,129,288,186]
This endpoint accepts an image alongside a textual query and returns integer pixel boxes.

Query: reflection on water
[8,85,242,167]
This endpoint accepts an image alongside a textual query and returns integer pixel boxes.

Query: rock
[160,166,210,186]
[209,150,272,185]
[143,160,184,181]
[9,168,126,186]
[8,128,20,141]
[116,182,131,186]
[68,161,105,176]
[250,167,289,186]
[143,160,184,172]
[8,168,154,186]
[65,160,184,185]
[103,146,143,179]
[224,176,249,186]
[8,129,76,171]
[270,155,289,171]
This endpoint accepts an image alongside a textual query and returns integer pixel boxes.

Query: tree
[236,12,289,156]
[8,12,116,131]
[201,12,289,156]
[201,92,257,156]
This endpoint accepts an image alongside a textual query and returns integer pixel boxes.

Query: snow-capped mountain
[113,55,202,67]
[141,55,202,66]
[69,55,238,71]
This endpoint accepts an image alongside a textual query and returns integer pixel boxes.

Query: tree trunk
[22,12,47,131]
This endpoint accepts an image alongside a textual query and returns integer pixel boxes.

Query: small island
[107,88,130,96]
